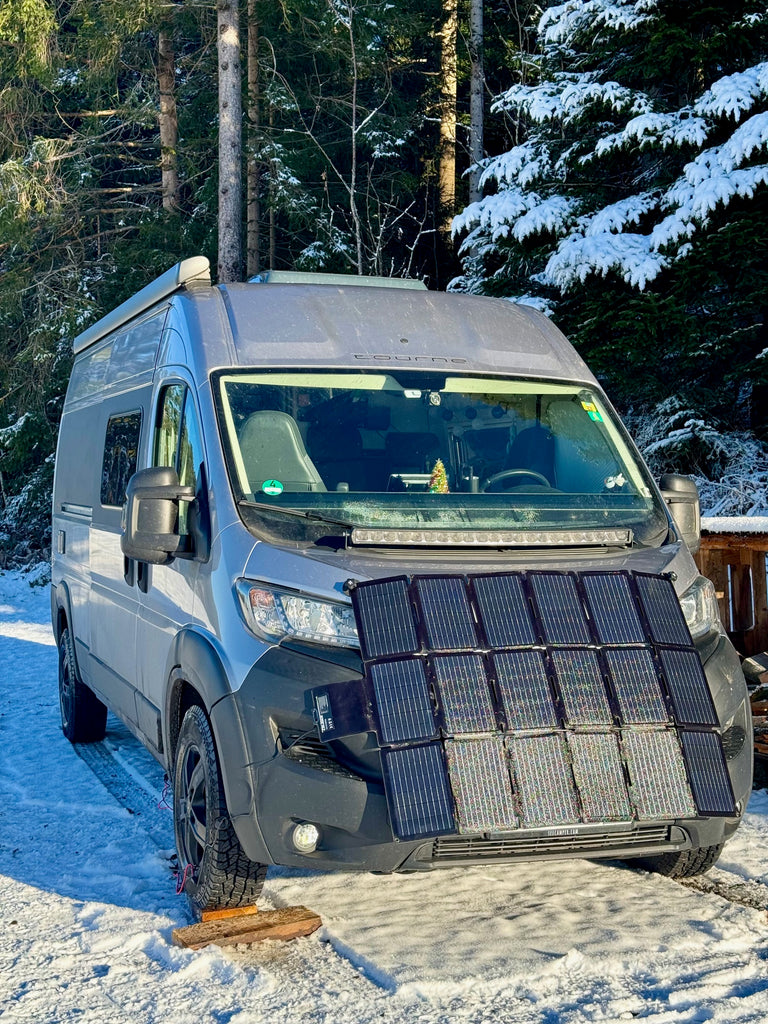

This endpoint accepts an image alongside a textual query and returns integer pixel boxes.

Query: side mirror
[121,466,195,565]
[660,473,701,554]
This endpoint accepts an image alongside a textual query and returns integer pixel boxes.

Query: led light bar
[350,528,634,548]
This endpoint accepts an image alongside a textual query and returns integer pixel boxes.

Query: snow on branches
[453,1,768,297]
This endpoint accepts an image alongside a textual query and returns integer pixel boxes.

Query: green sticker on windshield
[262,479,284,496]
[581,400,603,422]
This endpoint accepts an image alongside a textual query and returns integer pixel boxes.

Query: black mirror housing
[121,466,195,564]
[660,472,701,554]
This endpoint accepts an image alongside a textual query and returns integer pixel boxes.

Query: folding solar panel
[508,734,580,828]
[493,649,559,730]
[529,573,591,645]
[568,732,632,822]
[350,570,725,843]
[622,729,696,820]
[432,653,497,735]
[679,731,736,815]
[446,737,518,833]
[416,576,478,650]
[658,648,718,727]
[369,658,437,745]
[381,744,456,840]
[635,573,692,647]
[353,577,418,659]
[551,648,613,726]
[471,573,537,647]
[582,572,646,644]
[604,647,669,725]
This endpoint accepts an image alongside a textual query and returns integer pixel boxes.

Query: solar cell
[382,744,456,840]
[493,649,558,730]
[446,737,519,833]
[551,648,613,726]
[529,573,591,644]
[635,574,691,646]
[658,648,718,726]
[416,576,478,650]
[679,731,736,815]
[508,733,580,827]
[472,573,537,647]
[354,577,419,659]
[582,572,645,644]
[369,659,436,745]
[568,732,632,822]
[622,729,696,820]
[604,647,669,724]
[432,653,497,734]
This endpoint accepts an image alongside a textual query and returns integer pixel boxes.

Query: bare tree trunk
[343,7,364,274]
[218,0,242,283]
[468,0,484,204]
[438,0,458,235]
[268,101,276,268]
[246,0,261,277]
[158,28,179,212]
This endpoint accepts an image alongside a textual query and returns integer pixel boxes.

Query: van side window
[100,411,142,507]
[155,385,204,536]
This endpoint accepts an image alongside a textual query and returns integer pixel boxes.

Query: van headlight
[679,575,722,640]
[236,580,359,648]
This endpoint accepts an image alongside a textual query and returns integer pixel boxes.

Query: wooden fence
[695,532,768,658]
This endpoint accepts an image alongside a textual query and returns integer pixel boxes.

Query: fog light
[292,822,320,854]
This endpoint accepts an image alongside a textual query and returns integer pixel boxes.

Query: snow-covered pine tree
[452,0,768,447]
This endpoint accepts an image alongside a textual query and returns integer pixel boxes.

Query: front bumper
[215,632,751,873]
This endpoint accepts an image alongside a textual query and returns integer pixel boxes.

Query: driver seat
[505,424,555,485]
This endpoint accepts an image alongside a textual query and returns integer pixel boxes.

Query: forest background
[0,0,766,564]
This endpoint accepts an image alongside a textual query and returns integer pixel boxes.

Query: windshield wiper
[239,500,355,532]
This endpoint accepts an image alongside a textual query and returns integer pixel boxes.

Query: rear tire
[173,704,267,913]
[639,843,724,879]
[58,627,107,743]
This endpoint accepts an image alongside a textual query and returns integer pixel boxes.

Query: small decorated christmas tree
[428,458,449,493]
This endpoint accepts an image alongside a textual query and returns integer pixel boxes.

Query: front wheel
[638,843,724,879]
[58,627,107,743]
[173,704,267,913]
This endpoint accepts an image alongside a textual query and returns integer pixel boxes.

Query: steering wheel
[480,468,551,492]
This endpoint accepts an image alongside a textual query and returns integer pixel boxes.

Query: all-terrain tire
[58,627,108,743]
[173,704,267,913]
[639,843,724,879]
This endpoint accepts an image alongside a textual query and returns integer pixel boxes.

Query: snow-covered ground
[2,569,768,1024]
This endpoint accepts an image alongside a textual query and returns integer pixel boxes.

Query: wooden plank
[200,905,259,923]
[700,533,768,553]
[172,906,322,950]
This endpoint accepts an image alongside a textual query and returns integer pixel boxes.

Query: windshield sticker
[261,479,284,496]
[605,474,627,490]
[581,400,603,422]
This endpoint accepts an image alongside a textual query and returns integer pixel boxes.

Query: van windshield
[215,370,668,546]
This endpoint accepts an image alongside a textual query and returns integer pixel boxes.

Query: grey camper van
[52,256,752,913]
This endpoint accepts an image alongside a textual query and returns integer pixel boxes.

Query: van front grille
[279,728,361,779]
[430,824,672,862]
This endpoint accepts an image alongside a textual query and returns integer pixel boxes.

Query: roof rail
[72,256,211,355]
[248,269,427,290]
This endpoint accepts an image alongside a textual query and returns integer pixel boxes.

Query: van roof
[70,257,597,386]
[202,282,596,384]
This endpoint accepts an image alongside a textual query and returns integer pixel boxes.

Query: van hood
[240,538,698,603]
